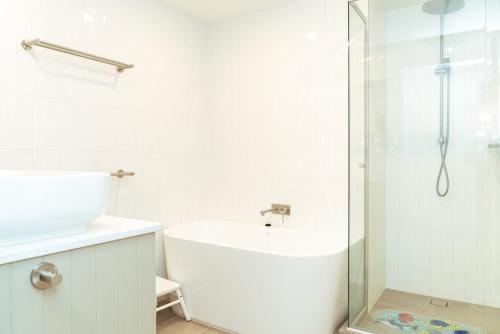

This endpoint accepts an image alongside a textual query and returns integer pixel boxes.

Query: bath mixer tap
[260,204,291,217]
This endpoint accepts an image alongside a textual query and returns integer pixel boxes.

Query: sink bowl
[0,171,110,245]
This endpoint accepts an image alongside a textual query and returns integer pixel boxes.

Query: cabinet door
[0,233,156,334]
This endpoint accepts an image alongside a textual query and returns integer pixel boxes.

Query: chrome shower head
[422,0,465,15]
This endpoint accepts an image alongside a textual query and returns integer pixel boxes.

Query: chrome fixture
[111,169,135,178]
[31,262,63,289]
[260,204,291,217]
[21,38,134,72]
[422,0,465,197]
[422,0,465,15]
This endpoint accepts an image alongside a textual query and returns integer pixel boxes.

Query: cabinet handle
[31,262,63,289]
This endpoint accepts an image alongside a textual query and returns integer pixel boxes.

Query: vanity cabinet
[0,233,156,334]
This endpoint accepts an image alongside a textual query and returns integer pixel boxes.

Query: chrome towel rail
[111,170,135,178]
[21,38,134,72]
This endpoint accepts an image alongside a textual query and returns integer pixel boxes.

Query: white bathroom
[1,0,498,334]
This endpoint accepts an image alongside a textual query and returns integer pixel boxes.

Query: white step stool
[156,276,191,321]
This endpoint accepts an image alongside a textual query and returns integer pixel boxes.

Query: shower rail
[21,38,134,72]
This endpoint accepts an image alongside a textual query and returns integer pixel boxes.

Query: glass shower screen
[348,1,500,334]
[348,0,368,326]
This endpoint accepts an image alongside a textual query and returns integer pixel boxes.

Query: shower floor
[353,289,500,334]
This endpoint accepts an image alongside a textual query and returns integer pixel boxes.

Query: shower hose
[436,66,451,197]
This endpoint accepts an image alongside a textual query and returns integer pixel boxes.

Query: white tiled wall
[0,0,211,275]
[0,0,349,275]
[207,0,348,234]
[375,0,500,308]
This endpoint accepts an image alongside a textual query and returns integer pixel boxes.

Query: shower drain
[430,298,449,308]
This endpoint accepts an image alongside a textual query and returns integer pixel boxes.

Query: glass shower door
[348,0,368,326]
[485,0,500,332]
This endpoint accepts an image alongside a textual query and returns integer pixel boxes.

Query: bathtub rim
[163,219,347,258]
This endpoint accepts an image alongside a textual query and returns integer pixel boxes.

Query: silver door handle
[31,262,63,289]
[359,162,366,168]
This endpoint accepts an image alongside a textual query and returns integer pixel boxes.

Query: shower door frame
[347,0,371,333]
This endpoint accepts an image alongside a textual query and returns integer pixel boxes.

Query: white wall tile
[0,92,34,150]
[0,0,211,274]
[208,0,348,234]
[0,0,351,279]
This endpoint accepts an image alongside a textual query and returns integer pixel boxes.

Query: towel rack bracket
[21,40,34,50]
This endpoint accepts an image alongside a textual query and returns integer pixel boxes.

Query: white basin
[0,171,110,245]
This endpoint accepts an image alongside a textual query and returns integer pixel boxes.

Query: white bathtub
[164,219,348,334]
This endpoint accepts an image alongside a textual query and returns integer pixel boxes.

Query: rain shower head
[422,0,465,15]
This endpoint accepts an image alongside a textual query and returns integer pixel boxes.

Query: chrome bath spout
[260,208,275,216]
[259,204,291,217]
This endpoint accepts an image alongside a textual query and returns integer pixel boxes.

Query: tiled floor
[353,289,500,334]
[156,309,229,334]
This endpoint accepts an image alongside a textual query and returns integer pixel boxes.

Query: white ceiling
[161,0,294,22]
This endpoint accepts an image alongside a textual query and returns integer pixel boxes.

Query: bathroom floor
[157,309,229,334]
[354,289,500,334]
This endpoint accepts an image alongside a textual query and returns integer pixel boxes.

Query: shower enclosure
[348,0,500,333]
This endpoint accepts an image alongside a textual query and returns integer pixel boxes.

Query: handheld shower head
[422,0,465,15]
[423,1,462,197]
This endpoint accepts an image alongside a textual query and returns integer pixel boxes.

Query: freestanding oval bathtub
[164,219,347,334]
